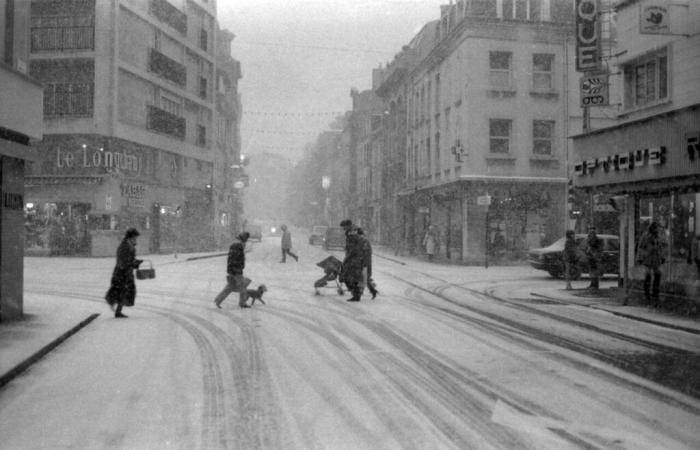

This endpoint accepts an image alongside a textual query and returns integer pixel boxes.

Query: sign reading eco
[575,0,601,72]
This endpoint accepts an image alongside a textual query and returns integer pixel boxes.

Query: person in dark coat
[279,224,298,263]
[105,228,143,318]
[339,220,366,302]
[582,227,602,290]
[357,227,378,299]
[563,229,579,291]
[636,221,667,306]
[214,232,252,308]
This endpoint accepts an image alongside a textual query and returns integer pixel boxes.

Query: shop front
[400,176,566,263]
[24,135,187,257]
[572,106,700,308]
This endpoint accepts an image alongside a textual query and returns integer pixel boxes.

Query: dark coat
[106,238,142,307]
[340,232,367,285]
[281,230,293,250]
[637,229,667,269]
[226,238,246,275]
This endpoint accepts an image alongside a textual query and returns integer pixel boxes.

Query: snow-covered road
[1,234,699,449]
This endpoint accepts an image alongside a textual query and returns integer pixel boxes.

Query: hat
[238,231,250,241]
[125,228,140,239]
[339,219,352,228]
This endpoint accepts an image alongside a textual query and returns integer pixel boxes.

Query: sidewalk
[0,251,226,389]
[2,251,698,390]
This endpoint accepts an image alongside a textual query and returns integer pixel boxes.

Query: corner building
[383,0,580,260]
[24,0,239,256]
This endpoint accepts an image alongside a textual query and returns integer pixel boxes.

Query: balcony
[147,105,186,139]
[149,0,187,35]
[149,49,186,87]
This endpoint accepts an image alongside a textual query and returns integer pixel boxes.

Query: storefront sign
[574,146,666,176]
[2,192,24,210]
[575,0,601,72]
[55,147,141,175]
[640,4,670,35]
[120,183,146,209]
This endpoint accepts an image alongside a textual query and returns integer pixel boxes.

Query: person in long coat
[637,221,667,306]
[582,227,602,290]
[563,229,579,290]
[357,227,378,299]
[105,228,143,318]
[422,225,438,261]
[279,224,298,263]
[339,219,366,302]
[214,232,252,308]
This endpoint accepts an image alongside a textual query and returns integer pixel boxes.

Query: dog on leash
[246,284,268,305]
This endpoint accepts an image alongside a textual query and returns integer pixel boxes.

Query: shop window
[623,49,668,110]
[490,118,511,153]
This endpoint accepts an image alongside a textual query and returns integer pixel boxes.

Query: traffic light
[568,181,581,218]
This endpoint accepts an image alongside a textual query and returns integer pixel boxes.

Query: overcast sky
[217,0,445,162]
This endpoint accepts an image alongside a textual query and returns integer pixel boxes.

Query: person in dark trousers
[583,227,602,290]
[214,231,252,309]
[105,228,143,318]
[563,229,579,291]
[339,219,366,302]
[357,227,378,299]
[637,221,667,306]
[279,224,298,263]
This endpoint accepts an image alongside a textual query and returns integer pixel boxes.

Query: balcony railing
[149,48,186,87]
[149,0,187,35]
[43,82,94,117]
[31,25,94,52]
[147,105,186,139]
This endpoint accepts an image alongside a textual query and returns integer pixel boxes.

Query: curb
[531,292,700,335]
[0,313,100,389]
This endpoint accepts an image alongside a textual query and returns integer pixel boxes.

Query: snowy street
[1,233,699,449]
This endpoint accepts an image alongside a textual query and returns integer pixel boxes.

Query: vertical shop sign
[575,0,601,72]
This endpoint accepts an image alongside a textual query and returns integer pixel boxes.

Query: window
[43,82,93,117]
[489,51,512,89]
[199,77,207,99]
[533,120,554,155]
[532,54,554,90]
[197,125,206,146]
[489,119,511,153]
[623,49,668,109]
[199,28,208,51]
[500,0,547,21]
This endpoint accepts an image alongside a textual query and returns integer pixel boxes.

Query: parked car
[323,227,346,251]
[247,224,263,242]
[309,225,328,245]
[528,234,619,279]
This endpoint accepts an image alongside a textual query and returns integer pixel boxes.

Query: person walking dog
[105,228,143,318]
[280,224,298,263]
[214,231,252,309]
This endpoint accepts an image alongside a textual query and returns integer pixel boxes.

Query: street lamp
[322,176,331,225]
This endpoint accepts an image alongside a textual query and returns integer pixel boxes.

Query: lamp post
[322,176,331,226]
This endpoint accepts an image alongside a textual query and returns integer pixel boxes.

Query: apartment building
[375,0,580,261]
[1,0,44,320]
[571,0,700,304]
[23,0,239,256]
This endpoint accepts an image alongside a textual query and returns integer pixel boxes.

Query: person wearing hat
[214,231,252,308]
[279,224,298,263]
[338,219,367,302]
[105,228,143,318]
